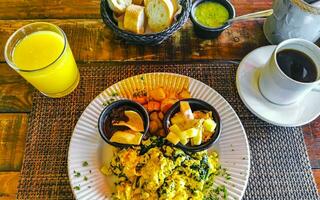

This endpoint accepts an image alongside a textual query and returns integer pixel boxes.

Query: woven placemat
[17,62,319,199]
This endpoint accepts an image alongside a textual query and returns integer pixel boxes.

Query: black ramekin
[98,99,149,148]
[163,98,221,152]
[190,0,236,39]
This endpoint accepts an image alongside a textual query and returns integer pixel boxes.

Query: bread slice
[171,0,179,14]
[107,0,132,14]
[123,5,145,34]
[133,0,144,5]
[145,0,174,32]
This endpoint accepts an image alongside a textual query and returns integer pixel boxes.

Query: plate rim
[68,72,251,199]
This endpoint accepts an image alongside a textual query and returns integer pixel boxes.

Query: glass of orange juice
[4,22,80,98]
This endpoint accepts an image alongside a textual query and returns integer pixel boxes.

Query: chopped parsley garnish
[89,170,92,173]
[74,171,81,177]
[140,76,144,80]
[73,186,80,190]
[214,185,228,199]
[84,176,88,181]
[82,161,88,167]
[102,98,116,106]
[111,92,119,96]
[226,174,231,180]
[132,90,147,98]
[223,186,227,199]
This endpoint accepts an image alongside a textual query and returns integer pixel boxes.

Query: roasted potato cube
[167,91,178,99]
[132,96,147,104]
[149,87,166,101]
[178,90,191,99]
[161,99,178,113]
[147,101,160,112]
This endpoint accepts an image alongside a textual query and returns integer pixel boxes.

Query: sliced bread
[171,0,179,14]
[107,0,132,14]
[123,5,145,34]
[145,0,174,32]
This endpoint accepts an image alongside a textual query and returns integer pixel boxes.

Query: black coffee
[276,49,318,83]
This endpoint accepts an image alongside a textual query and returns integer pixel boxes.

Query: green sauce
[194,2,229,28]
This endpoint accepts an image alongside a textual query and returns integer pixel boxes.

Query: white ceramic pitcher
[264,0,320,44]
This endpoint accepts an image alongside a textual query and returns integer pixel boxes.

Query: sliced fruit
[180,101,194,120]
[177,128,198,140]
[180,137,189,145]
[110,130,143,145]
[113,110,144,132]
[183,128,198,138]
[203,118,216,132]
[191,128,202,146]
[166,132,180,145]
[170,112,185,124]
[169,124,181,134]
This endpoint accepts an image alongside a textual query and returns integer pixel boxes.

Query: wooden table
[0,0,319,199]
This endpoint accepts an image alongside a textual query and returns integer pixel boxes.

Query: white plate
[236,45,320,127]
[68,73,250,200]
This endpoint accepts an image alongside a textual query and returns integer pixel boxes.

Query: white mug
[259,38,320,105]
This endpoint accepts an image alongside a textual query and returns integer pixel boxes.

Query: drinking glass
[4,22,80,98]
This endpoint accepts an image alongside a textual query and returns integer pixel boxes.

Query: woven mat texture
[17,62,319,199]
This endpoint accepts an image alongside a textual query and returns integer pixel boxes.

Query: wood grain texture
[0,20,269,62]
[0,172,19,200]
[0,0,100,20]
[0,114,28,171]
[0,64,33,113]
[0,0,272,20]
[303,116,320,169]
[313,170,320,194]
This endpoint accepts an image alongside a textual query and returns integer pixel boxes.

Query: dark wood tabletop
[0,0,319,199]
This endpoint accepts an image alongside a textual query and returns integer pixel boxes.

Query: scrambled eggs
[101,137,224,200]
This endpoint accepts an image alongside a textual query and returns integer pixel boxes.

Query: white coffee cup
[259,38,320,105]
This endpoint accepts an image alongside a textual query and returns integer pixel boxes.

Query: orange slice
[113,110,144,132]
[110,130,143,145]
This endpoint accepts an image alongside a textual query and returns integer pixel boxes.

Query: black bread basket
[100,0,192,45]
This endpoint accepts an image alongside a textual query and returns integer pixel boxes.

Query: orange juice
[12,30,79,97]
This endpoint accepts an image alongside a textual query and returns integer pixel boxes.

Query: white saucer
[236,45,320,127]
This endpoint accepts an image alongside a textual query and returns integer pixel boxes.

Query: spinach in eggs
[101,137,228,200]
